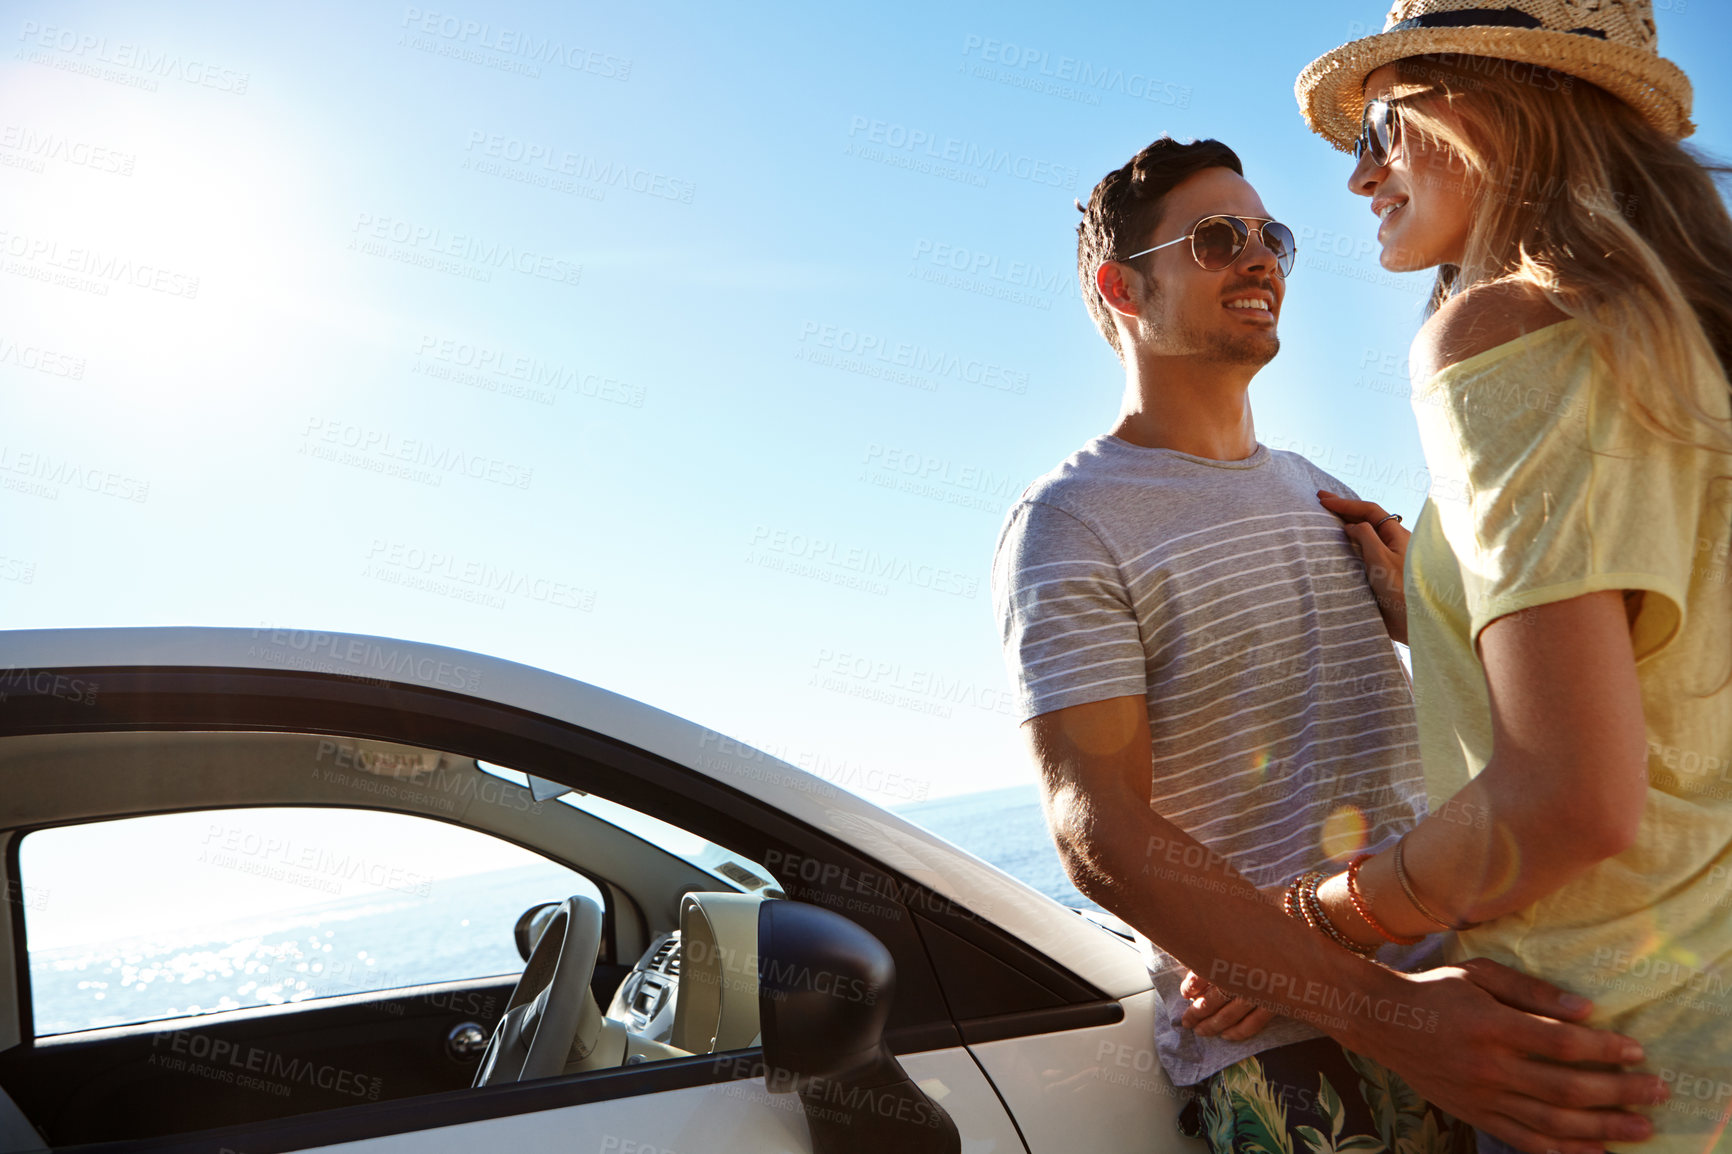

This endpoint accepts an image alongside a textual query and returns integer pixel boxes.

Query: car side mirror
[514,901,561,962]
[756,901,959,1154]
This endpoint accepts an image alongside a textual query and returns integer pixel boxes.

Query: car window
[20,807,605,1035]
[476,759,782,894]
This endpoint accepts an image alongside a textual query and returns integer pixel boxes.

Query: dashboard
[606,931,682,1049]
[602,890,765,1059]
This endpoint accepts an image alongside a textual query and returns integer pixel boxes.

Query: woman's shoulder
[1411,281,1573,384]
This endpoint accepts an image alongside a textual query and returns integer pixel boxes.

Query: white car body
[0,627,1195,1154]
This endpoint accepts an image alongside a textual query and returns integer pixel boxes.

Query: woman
[1285,2,1732,1151]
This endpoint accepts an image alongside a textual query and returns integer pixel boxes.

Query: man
[990,137,1666,1152]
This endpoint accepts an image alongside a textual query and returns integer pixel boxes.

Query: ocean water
[895,784,1098,912]
[30,786,1082,1036]
[29,864,595,1036]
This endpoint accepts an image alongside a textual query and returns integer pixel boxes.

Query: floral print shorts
[1178,1038,1474,1154]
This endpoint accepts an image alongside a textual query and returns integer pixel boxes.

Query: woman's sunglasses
[1355,97,1403,168]
[1119,215,1297,278]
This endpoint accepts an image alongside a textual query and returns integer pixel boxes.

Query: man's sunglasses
[1354,97,1404,168]
[1119,215,1297,278]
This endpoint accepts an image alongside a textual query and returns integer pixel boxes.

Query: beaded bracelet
[1303,871,1380,959]
[1393,836,1482,932]
[1282,875,1303,921]
[1285,870,1378,959]
[1283,870,1324,927]
[1296,871,1359,956]
[1345,854,1425,946]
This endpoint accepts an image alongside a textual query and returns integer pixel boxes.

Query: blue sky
[4,0,1727,804]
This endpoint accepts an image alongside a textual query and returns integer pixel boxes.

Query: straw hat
[1295,0,1694,151]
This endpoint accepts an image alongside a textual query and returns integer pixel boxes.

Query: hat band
[1385,7,1609,40]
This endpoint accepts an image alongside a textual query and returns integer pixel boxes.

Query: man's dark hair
[1077,136,1243,360]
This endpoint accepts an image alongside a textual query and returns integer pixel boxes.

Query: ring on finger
[1372,513,1403,531]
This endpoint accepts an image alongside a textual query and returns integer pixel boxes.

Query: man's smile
[1223,290,1277,320]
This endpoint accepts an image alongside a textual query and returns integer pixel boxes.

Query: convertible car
[0,627,1184,1153]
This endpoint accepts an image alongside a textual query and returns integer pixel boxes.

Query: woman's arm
[1320,589,1649,937]
[1323,282,1646,933]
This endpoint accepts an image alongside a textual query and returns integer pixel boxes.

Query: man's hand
[1185,960,1666,1152]
[1353,961,1666,1154]
[1180,969,1277,1040]
[1318,490,1409,644]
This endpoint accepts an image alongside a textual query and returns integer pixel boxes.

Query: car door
[0,654,1057,1153]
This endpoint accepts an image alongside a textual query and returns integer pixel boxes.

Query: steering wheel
[473,894,609,1086]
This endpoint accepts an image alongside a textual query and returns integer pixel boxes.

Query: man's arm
[1028,694,1284,1039]
[1028,694,1665,1154]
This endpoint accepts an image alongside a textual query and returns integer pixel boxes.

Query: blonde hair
[1391,54,1732,454]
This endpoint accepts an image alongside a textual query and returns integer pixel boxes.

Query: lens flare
[1480,821,1524,902]
[1248,748,1272,785]
[1320,804,1369,863]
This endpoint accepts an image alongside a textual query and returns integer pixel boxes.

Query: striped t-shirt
[991,435,1436,1086]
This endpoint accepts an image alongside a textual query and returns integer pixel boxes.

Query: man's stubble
[1143,277,1279,368]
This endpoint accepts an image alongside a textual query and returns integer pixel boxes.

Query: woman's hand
[1318,490,1410,644]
